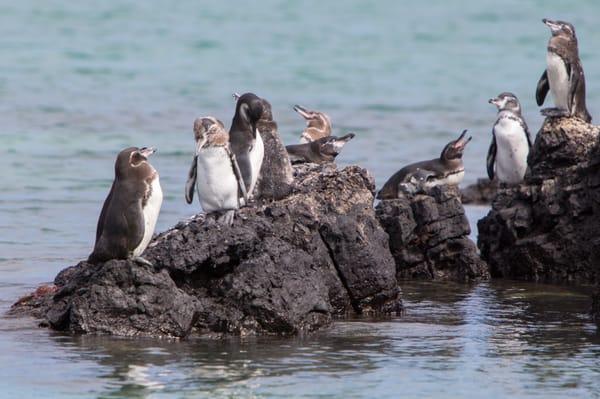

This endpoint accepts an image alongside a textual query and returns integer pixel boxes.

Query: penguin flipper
[536,70,549,106]
[486,135,497,180]
[95,181,115,243]
[521,118,533,148]
[185,156,198,204]
[236,152,253,193]
[125,200,145,252]
[568,66,591,122]
[227,148,249,205]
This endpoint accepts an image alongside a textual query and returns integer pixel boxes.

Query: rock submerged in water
[376,185,489,282]
[460,178,497,205]
[478,117,600,283]
[11,164,402,338]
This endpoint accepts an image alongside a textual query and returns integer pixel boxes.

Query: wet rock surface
[11,164,401,338]
[478,117,600,283]
[376,185,489,282]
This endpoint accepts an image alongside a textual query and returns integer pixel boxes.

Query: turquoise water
[2,1,600,397]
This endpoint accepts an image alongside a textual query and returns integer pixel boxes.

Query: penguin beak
[232,92,241,101]
[453,130,472,150]
[139,147,156,159]
[338,132,356,142]
[488,97,499,107]
[195,137,207,153]
[331,133,356,151]
[293,104,312,119]
[543,18,561,33]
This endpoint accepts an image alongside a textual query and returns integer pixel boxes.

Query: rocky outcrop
[478,117,600,283]
[593,289,600,323]
[460,178,497,205]
[11,164,401,338]
[376,185,489,282]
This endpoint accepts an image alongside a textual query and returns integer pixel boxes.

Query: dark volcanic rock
[478,117,600,283]
[11,164,401,338]
[376,185,489,282]
[460,178,498,205]
[593,289,600,323]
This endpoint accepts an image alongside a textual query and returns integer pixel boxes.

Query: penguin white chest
[195,147,240,213]
[546,52,570,110]
[494,118,529,184]
[423,169,464,188]
[133,177,163,257]
[248,129,264,196]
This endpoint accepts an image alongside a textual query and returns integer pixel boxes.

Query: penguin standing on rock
[377,130,472,200]
[88,147,162,265]
[487,93,532,184]
[229,93,265,198]
[536,19,591,122]
[185,117,247,225]
[293,104,332,143]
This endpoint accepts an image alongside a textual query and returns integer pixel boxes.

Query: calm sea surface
[1,1,600,397]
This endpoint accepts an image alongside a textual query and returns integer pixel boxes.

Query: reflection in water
[2,281,599,398]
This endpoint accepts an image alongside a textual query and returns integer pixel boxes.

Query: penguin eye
[129,151,145,166]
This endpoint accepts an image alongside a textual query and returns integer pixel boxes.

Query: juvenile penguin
[229,93,265,198]
[487,92,532,184]
[88,147,162,265]
[536,19,591,122]
[294,104,332,143]
[186,117,247,225]
[377,130,472,200]
[286,133,355,164]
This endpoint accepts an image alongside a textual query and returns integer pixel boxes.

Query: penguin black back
[377,130,471,200]
[89,147,158,264]
[229,92,265,193]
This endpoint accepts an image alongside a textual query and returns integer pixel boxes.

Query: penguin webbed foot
[540,107,570,118]
[131,256,153,267]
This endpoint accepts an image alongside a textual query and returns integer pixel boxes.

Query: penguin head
[294,105,332,137]
[193,117,227,152]
[543,19,576,39]
[234,92,264,130]
[440,130,472,162]
[115,147,157,180]
[316,133,356,157]
[489,92,521,113]
[233,92,272,121]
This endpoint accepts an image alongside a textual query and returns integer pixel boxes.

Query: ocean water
[1,1,600,397]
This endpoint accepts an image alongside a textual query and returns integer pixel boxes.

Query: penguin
[377,130,472,200]
[185,117,247,225]
[229,93,265,198]
[487,92,532,184]
[88,147,162,265]
[286,133,355,164]
[293,105,332,143]
[536,19,591,122]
